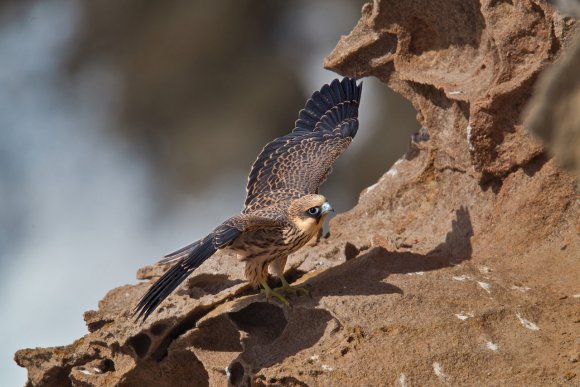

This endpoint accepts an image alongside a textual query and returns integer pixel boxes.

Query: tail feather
[133,236,217,322]
[158,240,201,265]
[133,221,243,322]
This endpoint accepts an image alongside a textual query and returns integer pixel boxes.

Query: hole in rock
[227,361,245,386]
[280,267,307,285]
[127,333,151,358]
[228,302,287,345]
[150,304,213,361]
[190,314,242,352]
[409,17,439,55]
[100,358,115,372]
[122,349,209,387]
[344,242,360,260]
[150,322,168,336]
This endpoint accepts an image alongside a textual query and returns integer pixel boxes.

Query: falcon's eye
[308,207,320,216]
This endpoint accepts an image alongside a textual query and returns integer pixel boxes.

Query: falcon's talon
[275,275,310,297]
[260,282,290,306]
[275,284,310,296]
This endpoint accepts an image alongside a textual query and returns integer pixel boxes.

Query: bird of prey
[134,77,362,322]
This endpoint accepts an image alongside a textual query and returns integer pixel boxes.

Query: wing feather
[244,78,362,211]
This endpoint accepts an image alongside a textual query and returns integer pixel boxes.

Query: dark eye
[308,207,320,215]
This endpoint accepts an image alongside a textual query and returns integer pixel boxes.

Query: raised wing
[244,77,362,211]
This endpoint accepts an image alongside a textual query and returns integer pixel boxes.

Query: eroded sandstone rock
[16,1,579,385]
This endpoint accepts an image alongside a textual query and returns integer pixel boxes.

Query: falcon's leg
[276,275,310,296]
[270,256,310,296]
[260,281,290,306]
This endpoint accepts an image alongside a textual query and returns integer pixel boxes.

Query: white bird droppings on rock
[366,182,379,193]
[478,281,491,293]
[516,313,540,330]
[485,341,499,351]
[511,285,531,292]
[386,159,404,177]
[466,124,474,151]
[321,364,334,372]
[398,373,407,387]
[455,312,474,321]
[478,266,492,274]
[433,362,447,382]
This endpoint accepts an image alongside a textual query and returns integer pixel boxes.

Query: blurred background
[0,0,419,384]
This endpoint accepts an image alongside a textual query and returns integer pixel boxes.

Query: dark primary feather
[294,76,362,135]
[244,77,362,211]
[159,240,201,264]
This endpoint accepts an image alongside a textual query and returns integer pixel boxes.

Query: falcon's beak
[321,202,334,215]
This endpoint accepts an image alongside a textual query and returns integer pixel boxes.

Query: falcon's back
[244,78,362,212]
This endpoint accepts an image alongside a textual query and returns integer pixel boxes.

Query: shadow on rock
[226,304,334,386]
[309,206,473,297]
[224,207,473,385]
[181,273,245,298]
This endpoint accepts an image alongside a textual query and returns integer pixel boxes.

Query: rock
[16,1,579,385]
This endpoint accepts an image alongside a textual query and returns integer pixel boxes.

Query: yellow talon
[275,276,310,296]
[260,281,290,306]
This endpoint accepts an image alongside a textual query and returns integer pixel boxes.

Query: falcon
[134,77,362,322]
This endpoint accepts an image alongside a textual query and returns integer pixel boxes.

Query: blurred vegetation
[66,0,419,210]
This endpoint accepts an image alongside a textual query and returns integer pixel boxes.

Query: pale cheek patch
[292,216,320,235]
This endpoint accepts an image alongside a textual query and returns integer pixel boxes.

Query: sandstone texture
[16,0,579,386]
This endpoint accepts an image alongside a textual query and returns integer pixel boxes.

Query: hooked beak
[321,202,334,215]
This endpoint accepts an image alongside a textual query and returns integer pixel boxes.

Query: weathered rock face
[16,1,579,386]
[326,0,573,179]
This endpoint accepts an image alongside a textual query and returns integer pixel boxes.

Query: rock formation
[16,0,579,385]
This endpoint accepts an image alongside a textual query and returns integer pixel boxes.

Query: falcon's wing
[158,213,284,265]
[244,78,362,211]
[134,213,284,322]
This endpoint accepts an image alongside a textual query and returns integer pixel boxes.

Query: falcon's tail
[158,240,202,265]
[133,225,241,322]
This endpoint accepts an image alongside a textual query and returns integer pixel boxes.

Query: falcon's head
[288,194,334,235]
